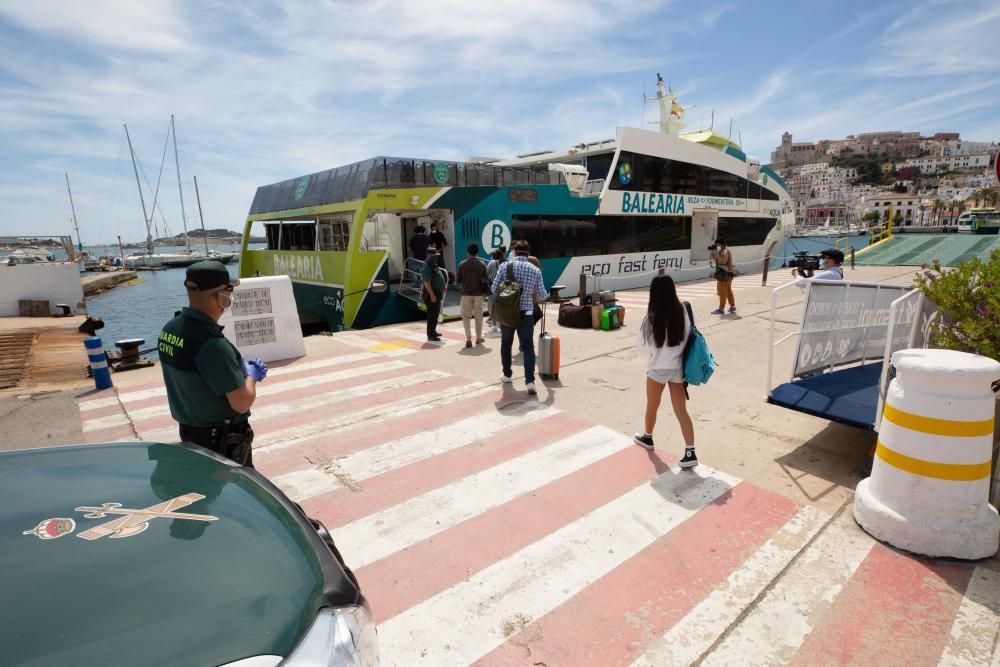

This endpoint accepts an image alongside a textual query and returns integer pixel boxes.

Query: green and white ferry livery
[239,76,794,331]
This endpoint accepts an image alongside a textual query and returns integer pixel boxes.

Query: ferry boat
[238,75,795,331]
[956,208,1000,234]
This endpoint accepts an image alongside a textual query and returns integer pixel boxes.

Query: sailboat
[159,116,235,267]
[121,122,192,269]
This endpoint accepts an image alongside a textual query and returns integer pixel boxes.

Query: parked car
[0,442,377,666]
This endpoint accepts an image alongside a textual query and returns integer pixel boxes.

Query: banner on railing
[793,282,923,377]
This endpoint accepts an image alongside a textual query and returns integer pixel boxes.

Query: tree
[862,210,881,228]
[932,199,944,225]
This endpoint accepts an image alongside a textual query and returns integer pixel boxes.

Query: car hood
[0,443,347,667]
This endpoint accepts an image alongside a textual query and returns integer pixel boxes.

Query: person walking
[491,240,548,395]
[409,225,431,287]
[422,246,446,341]
[456,242,488,347]
[632,274,698,469]
[709,238,736,315]
[158,260,267,467]
[485,246,506,332]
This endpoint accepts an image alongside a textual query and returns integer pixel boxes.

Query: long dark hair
[643,274,686,348]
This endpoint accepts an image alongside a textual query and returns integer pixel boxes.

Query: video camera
[787,251,822,277]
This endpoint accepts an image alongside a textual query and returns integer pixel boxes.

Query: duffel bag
[558,302,592,328]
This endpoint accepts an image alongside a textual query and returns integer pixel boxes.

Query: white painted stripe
[133,371,461,444]
[78,351,386,412]
[938,566,1000,667]
[700,509,875,667]
[250,382,490,453]
[377,466,740,666]
[83,361,420,431]
[82,412,131,433]
[335,424,624,569]
[89,360,108,370]
[275,401,560,505]
[630,505,831,667]
[272,469,336,502]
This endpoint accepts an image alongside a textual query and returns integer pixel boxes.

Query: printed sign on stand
[219,275,305,362]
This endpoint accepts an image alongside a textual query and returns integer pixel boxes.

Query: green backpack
[493,262,523,327]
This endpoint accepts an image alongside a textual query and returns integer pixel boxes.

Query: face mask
[716,245,722,252]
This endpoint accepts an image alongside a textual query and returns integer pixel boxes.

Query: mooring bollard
[853,348,1000,559]
[84,336,113,390]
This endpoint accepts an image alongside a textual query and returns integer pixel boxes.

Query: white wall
[0,263,86,317]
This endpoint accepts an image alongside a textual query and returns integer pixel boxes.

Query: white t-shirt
[795,266,843,290]
[635,309,692,371]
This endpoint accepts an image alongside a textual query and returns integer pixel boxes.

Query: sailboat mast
[193,175,210,257]
[171,115,191,253]
[124,123,153,255]
[65,173,82,252]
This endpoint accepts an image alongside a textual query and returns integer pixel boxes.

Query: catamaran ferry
[238,75,795,331]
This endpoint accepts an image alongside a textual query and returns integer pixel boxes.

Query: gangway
[766,279,937,431]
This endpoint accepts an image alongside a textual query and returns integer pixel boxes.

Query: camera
[787,251,821,277]
[706,245,718,251]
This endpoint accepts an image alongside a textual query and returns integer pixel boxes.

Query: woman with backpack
[633,274,698,469]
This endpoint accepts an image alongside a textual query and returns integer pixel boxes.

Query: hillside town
[771,130,999,231]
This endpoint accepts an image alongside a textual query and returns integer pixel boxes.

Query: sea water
[84,243,258,356]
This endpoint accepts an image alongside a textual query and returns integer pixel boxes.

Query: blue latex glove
[242,358,268,382]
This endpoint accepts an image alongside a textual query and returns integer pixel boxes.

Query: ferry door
[690,210,718,262]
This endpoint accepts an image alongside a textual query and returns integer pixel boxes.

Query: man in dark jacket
[422,246,447,341]
[456,242,488,347]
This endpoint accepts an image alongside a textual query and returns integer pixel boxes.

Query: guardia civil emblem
[22,493,217,541]
[23,518,76,540]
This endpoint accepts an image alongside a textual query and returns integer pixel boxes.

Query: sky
[2,0,999,244]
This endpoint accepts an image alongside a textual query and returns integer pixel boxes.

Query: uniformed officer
[158,260,267,467]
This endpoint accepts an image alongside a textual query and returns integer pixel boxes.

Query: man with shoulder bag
[491,240,548,395]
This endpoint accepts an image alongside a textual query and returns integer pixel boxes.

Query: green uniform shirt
[421,262,446,295]
[158,307,248,427]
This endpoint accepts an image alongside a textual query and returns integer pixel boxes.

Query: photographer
[792,248,844,289]
[709,238,736,315]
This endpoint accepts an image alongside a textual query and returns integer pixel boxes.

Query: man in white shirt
[792,249,844,289]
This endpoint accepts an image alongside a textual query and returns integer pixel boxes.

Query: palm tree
[989,189,998,208]
[932,199,944,225]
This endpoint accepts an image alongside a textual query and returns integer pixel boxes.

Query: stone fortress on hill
[769,131,998,229]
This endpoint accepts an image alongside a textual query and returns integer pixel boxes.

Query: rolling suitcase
[537,302,560,380]
[599,306,621,331]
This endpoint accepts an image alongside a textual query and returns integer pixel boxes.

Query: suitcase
[537,303,560,380]
[600,306,621,331]
[616,304,625,325]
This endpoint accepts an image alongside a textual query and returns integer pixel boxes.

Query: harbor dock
[81,270,138,296]
[11,263,995,665]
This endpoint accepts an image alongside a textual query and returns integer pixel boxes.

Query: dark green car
[0,442,377,666]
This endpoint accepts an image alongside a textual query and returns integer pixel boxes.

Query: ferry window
[611,152,780,201]
[717,217,776,246]
[318,218,351,251]
[265,221,316,251]
[512,215,691,258]
[585,154,613,181]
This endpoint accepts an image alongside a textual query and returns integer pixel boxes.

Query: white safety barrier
[218,275,305,363]
[854,348,1000,559]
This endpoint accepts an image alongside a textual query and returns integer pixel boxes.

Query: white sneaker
[500,375,513,383]
[525,383,537,395]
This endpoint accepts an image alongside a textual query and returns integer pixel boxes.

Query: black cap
[820,249,845,264]
[184,260,239,291]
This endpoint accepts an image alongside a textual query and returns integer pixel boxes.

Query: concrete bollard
[84,336,113,390]
[854,348,1000,559]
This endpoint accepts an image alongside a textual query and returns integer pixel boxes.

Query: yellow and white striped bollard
[854,348,1000,559]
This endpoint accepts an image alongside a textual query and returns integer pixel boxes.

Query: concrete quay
[81,270,138,296]
[9,264,1000,664]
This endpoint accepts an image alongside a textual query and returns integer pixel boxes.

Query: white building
[897,154,991,175]
[933,139,997,157]
[865,193,922,225]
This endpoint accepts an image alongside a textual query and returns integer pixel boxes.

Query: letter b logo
[482,220,511,252]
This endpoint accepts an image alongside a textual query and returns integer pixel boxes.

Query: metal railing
[399,258,450,317]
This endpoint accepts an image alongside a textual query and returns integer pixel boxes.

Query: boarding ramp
[398,258,463,321]
[854,234,1000,267]
[766,279,937,431]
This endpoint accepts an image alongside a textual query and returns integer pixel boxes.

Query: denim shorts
[647,367,684,384]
